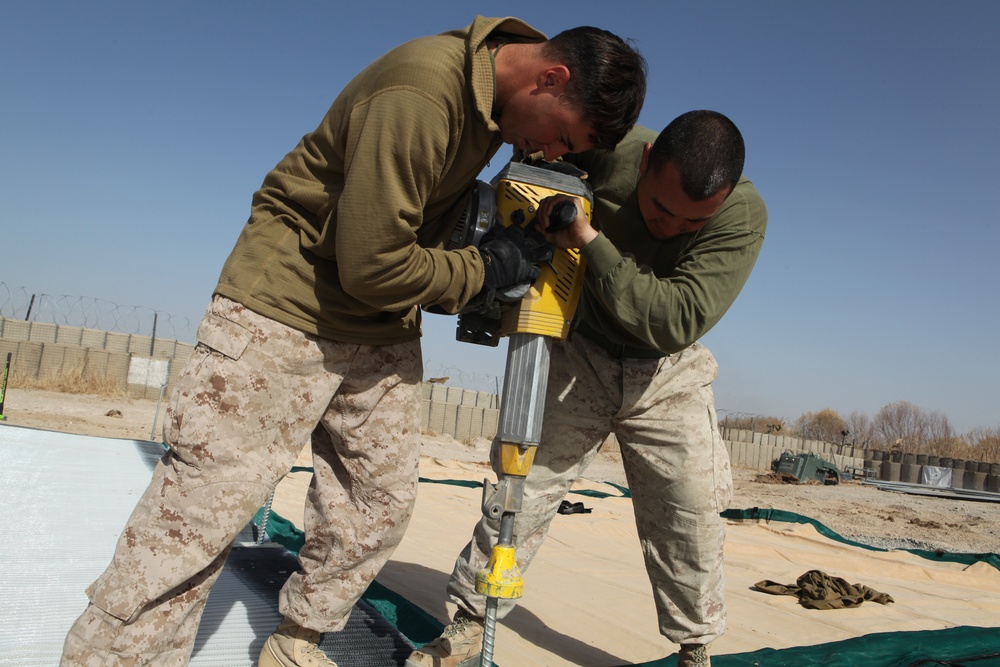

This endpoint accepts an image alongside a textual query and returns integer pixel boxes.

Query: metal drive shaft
[477,334,552,667]
[477,479,525,667]
[479,512,516,667]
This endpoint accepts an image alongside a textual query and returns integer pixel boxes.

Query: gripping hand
[477,224,553,302]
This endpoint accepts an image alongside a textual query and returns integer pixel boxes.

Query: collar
[466,16,546,132]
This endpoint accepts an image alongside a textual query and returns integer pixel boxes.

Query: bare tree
[718,402,989,462]
[873,401,955,453]
[718,412,785,433]
[792,408,846,444]
[965,426,1000,463]
[844,411,875,448]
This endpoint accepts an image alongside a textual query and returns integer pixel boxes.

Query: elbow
[338,262,401,309]
[338,263,373,300]
[650,308,714,354]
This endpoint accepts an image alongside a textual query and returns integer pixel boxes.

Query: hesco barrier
[0,317,194,400]
[864,448,1000,493]
[719,428,868,474]
[0,318,507,441]
[419,382,500,443]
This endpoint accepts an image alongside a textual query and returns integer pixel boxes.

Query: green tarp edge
[667,625,1000,667]
[723,506,1000,571]
[361,580,445,648]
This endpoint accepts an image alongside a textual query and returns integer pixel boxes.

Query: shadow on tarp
[257,477,1000,667]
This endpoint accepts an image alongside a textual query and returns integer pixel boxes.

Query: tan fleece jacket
[215,16,545,344]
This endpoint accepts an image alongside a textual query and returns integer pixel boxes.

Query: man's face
[636,145,730,241]
[496,67,595,161]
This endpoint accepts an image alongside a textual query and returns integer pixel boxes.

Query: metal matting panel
[0,424,413,666]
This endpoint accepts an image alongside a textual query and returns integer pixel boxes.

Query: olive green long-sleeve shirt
[565,126,768,354]
[215,17,545,345]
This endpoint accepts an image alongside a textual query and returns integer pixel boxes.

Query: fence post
[150,312,158,356]
[0,352,11,420]
[150,380,168,441]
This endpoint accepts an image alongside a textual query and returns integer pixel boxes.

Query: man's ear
[639,142,652,176]
[536,64,571,92]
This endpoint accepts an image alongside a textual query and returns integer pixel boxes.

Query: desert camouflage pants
[447,335,733,645]
[62,295,422,666]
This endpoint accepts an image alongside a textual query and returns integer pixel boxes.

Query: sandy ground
[3,387,998,556]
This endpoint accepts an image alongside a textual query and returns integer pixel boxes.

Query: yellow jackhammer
[450,161,592,667]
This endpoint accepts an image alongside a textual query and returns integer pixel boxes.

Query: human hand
[477,223,553,302]
[535,195,598,248]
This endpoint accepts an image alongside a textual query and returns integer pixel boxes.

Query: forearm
[581,232,761,353]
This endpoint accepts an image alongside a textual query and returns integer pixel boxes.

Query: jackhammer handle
[547,200,578,232]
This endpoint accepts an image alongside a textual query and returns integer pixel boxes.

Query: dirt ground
[3,387,998,556]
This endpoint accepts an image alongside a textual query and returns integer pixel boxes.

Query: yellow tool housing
[490,162,593,341]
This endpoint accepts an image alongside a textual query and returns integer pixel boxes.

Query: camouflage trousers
[447,335,733,645]
[62,295,422,666]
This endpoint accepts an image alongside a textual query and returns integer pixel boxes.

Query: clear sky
[3,1,998,434]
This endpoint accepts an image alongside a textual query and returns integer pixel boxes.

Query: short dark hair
[648,110,745,200]
[543,27,647,151]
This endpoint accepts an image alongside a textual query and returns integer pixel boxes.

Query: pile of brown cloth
[754,569,895,610]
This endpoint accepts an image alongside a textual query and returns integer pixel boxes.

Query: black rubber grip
[548,200,577,232]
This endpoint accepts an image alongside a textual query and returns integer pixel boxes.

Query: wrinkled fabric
[61,296,422,666]
[564,126,767,355]
[216,17,545,344]
[753,569,895,610]
[447,335,732,644]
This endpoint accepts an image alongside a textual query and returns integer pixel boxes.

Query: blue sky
[3,1,998,433]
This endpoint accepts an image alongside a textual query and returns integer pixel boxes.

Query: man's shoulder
[376,30,466,79]
[345,27,473,120]
[732,177,766,210]
[711,177,767,234]
[622,124,659,147]
[465,15,547,43]
[567,124,654,171]
[376,17,544,128]
[561,125,652,205]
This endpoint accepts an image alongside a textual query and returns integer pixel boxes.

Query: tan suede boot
[257,618,338,667]
[403,611,484,667]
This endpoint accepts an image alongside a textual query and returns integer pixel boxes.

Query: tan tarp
[269,455,1000,667]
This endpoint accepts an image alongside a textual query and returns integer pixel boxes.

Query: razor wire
[717,409,783,432]
[423,360,503,398]
[2,282,498,388]
[0,283,196,342]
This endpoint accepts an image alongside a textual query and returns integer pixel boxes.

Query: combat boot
[258,617,338,667]
[678,643,710,667]
[404,610,484,667]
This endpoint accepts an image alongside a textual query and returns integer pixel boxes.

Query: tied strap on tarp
[754,569,895,610]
